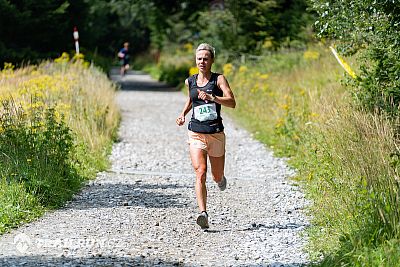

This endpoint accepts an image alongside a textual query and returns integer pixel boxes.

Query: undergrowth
[0,54,120,233]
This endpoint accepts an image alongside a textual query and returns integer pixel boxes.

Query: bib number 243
[194,103,217,122]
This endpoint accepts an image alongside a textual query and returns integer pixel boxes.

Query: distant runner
[176,43,236,229]
[118,42,130,77]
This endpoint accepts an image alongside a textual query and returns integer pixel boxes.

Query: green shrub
[158,61,191,87]
[151,44,193,87]
[0,98,82,207]
[0,59,119,234]
[310,0,400,115]
[0,179,43,233]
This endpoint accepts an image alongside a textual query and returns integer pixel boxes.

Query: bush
[158,61,192,87]
[310,1,400,115]
[150,44,194,87]
[0,57,119,233]
[0,99,81,207]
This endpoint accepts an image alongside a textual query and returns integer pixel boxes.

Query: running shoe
[196,211,209,229]
[218,176,227,191]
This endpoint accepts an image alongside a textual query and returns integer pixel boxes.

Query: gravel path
[0,70,309,266]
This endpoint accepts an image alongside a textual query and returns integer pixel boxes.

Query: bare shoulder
[185,78,189,87]
[217,74,232,90]
[217,74,228,83]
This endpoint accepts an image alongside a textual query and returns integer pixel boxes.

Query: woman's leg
[209,155,225,183]
[189,147,208,212]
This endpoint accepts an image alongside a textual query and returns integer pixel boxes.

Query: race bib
[194,103,218,122]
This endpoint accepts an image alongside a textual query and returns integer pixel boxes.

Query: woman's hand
[176,114,185,126]
[197,89,212,102]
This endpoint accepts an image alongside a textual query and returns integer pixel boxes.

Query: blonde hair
[196,43,215,59]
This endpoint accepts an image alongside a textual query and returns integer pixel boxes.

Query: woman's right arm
[176,79,192,126]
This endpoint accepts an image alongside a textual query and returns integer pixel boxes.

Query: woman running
[176,43,236,229]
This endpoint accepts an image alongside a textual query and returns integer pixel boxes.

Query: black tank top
[188,73,224,133]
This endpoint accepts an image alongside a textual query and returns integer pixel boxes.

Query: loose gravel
[0,71,310,266]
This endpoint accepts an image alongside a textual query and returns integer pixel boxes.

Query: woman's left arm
[215,75,236,108]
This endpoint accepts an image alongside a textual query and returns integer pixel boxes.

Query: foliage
[0,0,87,65]
[0,178,42,233]
[0,99,80,207]
[0,58,119,233]
[310,0,400,114]
[0,0,315,67]
[159,0,314,58]
[196,9,245,57]
[222,46,400,266]
[225,0,314,51]
[157,45,193,87]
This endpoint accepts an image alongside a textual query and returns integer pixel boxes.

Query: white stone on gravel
[0,70,310,266]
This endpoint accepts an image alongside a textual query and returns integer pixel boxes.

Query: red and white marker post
[73,26,79,55]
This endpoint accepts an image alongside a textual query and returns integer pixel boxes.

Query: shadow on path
[205,222,309,234]
[67,180,191,210]
[110,69,180,92]
[0,255,307,267]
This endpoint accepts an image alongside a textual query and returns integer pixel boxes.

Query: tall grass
[222,45,400,266]
[0,54,120,233]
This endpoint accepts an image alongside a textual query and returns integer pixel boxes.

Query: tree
[225,0,313,51]
[310,0,400,114]
[0,0,315,67]
[0,0,86,64]
[191,0,313,57]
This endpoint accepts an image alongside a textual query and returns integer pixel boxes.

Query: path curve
[0,69,309,266]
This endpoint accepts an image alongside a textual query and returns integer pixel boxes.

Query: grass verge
[0,54,120,234]
[223,45,400,266]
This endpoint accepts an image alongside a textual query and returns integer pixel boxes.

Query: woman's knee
[194,166,207,182]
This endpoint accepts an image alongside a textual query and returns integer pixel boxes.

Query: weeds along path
[0,69,309,266]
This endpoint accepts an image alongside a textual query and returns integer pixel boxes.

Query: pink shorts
[187,131,226,157]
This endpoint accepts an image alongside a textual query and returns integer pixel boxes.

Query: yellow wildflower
[239,66,247,73]
[2,62,15,72]
[275,118,284,128]
[183,43,193,53]
[303,50,320,61]
[73,53,84,61]
[223,63,233,76]
[189,67,198,76]
[54,52,70,64]
[281,104,290,111]
[1,62,15,77]
[261,85,269,93]
[262,39,273,49]
[250,86,258,93]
